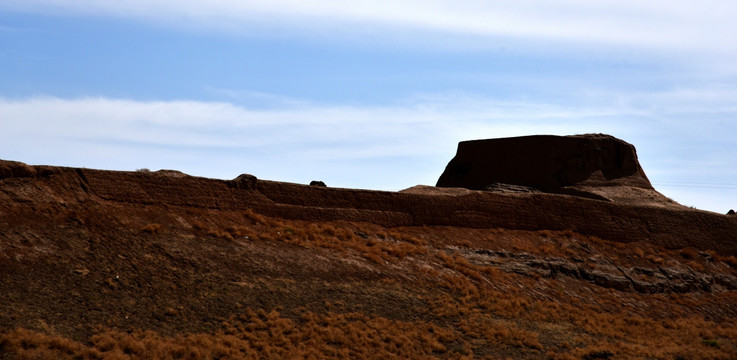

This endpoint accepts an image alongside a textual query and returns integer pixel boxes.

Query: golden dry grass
[1,309,461,360]
[2,210,736,359]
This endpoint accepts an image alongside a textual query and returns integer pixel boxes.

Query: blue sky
[1,1,736,213]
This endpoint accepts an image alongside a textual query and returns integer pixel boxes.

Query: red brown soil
[1,159,737,359]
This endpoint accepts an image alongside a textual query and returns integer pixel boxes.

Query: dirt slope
[1,160,737,359]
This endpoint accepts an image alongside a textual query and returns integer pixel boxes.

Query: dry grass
[188,212,737,359]
[6,209,736,359]
[0,309,461,360]
[195,211,429,265]
[422,266,737,359]
[140,223,162,234]
[716,254,737,269]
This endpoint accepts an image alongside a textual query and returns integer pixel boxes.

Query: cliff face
[436,134,655,199]
[1,159,735,256]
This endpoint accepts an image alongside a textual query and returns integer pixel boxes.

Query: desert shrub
[679,247,699,260]
[645,254,664,264]
[243,209,268,225]
[206,228,234,240]
[716,255,737,268]
[190,220,206,231]
[141,223,162,234]
[702,339,719,347]
[688,260,706,272]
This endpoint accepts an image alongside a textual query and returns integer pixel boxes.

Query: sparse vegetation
[0,309,460,359]
[717,254,737,269]
[3,194,737,359]
[140,223,162,234]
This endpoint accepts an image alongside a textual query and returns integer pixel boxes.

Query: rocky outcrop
[1,159,737,256]
[436,134,654,197]
[0,160,43,179]
[228,173,258,190]
[483,183,541,194]
[454,247,737,294]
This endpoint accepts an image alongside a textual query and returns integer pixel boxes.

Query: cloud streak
[1,89,735,208]
[0,94,632,188]
[4,0,737,54]
[0,94,643,152]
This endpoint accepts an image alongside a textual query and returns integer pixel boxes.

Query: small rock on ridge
[228,174,258,190]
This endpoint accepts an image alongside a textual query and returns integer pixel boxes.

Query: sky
[1,1,736,213]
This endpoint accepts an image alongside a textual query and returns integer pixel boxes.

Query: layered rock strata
[1,159,736,255]
[436,134,672,205]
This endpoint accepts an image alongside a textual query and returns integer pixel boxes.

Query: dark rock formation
[310,180,327,187]
[459,248,735,294]
[0,160,37,179]
[728,209,735,216]
[1,159,736,256]
[227,173,258,190]
[437,134,653,193]
[483,182,541,194]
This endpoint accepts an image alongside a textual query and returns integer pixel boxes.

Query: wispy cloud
[1,90,736,211]
[0,95,606,155]
[204,87,311,109]
[0,87,733,164]
[0,94,628,184]
[3,0,736,55]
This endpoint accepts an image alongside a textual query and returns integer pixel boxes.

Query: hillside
[1,148,737,359]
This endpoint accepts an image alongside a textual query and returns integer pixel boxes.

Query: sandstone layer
[436,134,674,206]
[1,159,735,256]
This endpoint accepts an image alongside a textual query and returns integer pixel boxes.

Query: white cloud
[0,95,609,155]
[3,85,736,152]
[0,94,628,187]
[0,97,588,158]
[1,86,735,211]
[3,0,736,55]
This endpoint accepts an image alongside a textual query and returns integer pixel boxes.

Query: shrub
[717,255,737,268]
[679,247,699,260]
[141,223,162,234]
[702,339,719,348]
